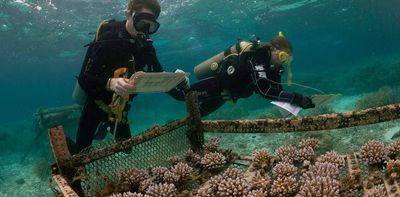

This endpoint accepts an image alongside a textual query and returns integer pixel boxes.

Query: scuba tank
[194,41,254,80]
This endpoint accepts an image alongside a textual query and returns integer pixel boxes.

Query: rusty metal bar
[186,91,204,151]
[48,126,73,168]
[202,103,400,133]
[52,174,79,197]
[70,119,187,166]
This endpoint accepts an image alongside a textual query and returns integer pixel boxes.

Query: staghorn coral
[275,145,298,164]
[300,162,339,184]
[203,137,220,152]
[316,151,345,168]
[364,185,387,197]
[138,179,153,193]
[118,168,149,188]
[250,171,271,191]
[151,167,168,183]
[170,162,193,182]
[252,149,273,173]
[360,140,388,165]
[272,162,298,178]
[248,189,268,197]
[167,156,182,166]
[387,139,400,157]
[216,177,251,197]
[145,183,177,197]
[110,192,144,197]
[296,176,340,197]
[297,147,315,163]
[270,176,298,197]
[200,152,226,170]
[299,138,320,150]
[163,170,179,184]
[222,168,243,179]
[185,149,202,166]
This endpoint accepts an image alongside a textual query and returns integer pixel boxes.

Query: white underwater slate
[129,71,186,93]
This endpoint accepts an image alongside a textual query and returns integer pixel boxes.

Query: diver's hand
[292,92,315,109]
[108,78,135,96]
[175,69,190,90]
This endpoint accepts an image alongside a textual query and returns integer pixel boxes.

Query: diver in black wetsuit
[191,33,315,116]
[69,0,186,155]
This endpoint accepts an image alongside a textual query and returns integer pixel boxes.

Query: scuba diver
[191,32,315,116]
[68,0,187,155]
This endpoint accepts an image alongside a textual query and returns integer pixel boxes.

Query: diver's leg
[199,96,226,117]
[75,99,105,154]
[115,123,131,140]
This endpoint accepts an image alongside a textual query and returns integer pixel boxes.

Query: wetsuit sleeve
[78,38,111,100]
[248,57,295,102]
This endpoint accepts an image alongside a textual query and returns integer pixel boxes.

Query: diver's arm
[79,43,110,100]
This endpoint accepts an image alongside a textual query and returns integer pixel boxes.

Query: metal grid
[79,125,191,197]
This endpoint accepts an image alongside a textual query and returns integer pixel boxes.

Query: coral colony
[103,137,400,197]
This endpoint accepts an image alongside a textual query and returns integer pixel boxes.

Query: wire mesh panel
[79,125,191,197]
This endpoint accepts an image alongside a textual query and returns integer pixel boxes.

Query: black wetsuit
[71,20,184,154]
[191,45,312,116]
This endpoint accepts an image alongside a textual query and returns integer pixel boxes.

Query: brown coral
[151,167,168,183]
[200,152,226,170]
[299,138,320,150]
[185,149,202,166]
[138,179,153,193]
[248,189,268,197]
[163,170,179,184]
[250,171,271,191]
[170,162,193,182]
[216,177,251,197]
[118,168,149,189]
[222,168,243,179]
[196,185,215,197]
[297,147,315,163]
[364,185,387,197]
[387,139,400,157]
[272,162,298,178]
[316,151,345,168]
[275,145,298,164]
[300,162,339,184]
[360,140,388,165]
[203,137,220,152]
[145,183,177,197]
[167,156,182,166]
[252,149,273,173]
[297,176,340,197]
[270,177,298,197]
[110,192,144,197]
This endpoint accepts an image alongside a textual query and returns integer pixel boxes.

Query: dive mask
[132,12,160,35]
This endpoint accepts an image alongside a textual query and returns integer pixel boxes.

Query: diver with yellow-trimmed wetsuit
[190,32,315,116]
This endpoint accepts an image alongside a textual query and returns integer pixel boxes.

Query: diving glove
[292,92,315,109]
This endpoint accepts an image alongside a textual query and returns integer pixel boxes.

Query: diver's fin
[311,94,342,107]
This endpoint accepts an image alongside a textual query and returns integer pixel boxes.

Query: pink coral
[297,176,340,197]
[297,147,315,162]
[316,151,345,168]
[203,137,220,152]
[272,162,298,178]
[387,139,400,157]
[200,152,226,170]
[360,140,388,165]
[299,138,320,150]
[275,145,298,164]
[252,149,273,173]
[145,183,177,197]
[270,177,298,197]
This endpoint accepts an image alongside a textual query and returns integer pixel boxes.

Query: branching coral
[248,189,268,197]
[118,168,149,189]
[250,171,271,191]
[387,139,400,157]
[360,140,388,165]
[110,192,144,197]
[145,183,177,197]
[170,162,193,182]
[251,149,273,173]
[270,177,298,197]
[364,185,387,197]
[185,149,202,166]
[222,168,243,179]
[167,156,182,166]
[299,138,320,150]
[275,145,298,164]
[316,151,345,168]
[203,137,220,153]
[200,152,226,170]
[272,162,298,179]
[216,177,251,197]
[297,147,315,163]
[151,167,168,183]
[297,176,340,197]
[300,162,339,184]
